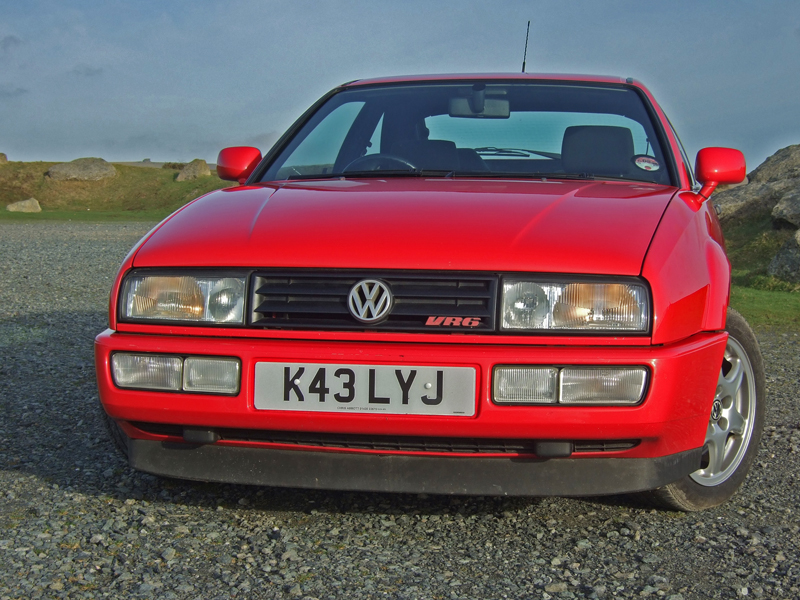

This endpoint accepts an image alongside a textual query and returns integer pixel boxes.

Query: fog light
[183,357,241,395]
[112,353,182,391]
[559,367,648,405]
[493,366,558,404]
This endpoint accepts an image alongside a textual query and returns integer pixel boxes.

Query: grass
[723,210,800,293]
[0,161,230,221]
[721,208,800,332]
[730,286,800,332]
[0,208,171,222]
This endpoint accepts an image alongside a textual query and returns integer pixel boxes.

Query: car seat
[561,125,634,178]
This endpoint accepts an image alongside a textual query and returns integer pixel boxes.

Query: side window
[364,115,383,156]
[275,102,365,179]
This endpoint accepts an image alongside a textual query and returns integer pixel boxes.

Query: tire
[99,403,130,460]
[648,308,766,511]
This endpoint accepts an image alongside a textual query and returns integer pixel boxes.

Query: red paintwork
[642,191,731,343]
[113,321,655,346]
[96,329,727,459]
[695,147,747,199]
[95,73,746,486]
[216,146,262,183]
[344,73,630,87]
[132,179,674,273]
[696,147,747,184]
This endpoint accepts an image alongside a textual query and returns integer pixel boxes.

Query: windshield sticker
[634,156,660,172]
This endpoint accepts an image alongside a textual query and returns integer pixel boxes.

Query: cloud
[73,63,103,77]
[0,84,28,98]
[0,35,21,54]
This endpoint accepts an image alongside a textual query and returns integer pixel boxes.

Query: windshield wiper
[285,173,344,180]
[338,169,462,179]
[285,170,605,182]
[285,170,428,180]
[532,173,666,184]
[530,172,595,180]
[475,147,561,159]
[458,171,596,181]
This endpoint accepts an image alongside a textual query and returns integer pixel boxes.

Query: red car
[95,74,765,510]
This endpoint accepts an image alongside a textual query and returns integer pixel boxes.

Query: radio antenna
[521,20,531,73]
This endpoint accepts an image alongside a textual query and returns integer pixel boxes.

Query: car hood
[133,178,676,275]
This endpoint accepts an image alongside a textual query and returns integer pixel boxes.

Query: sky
[1,0,799,172]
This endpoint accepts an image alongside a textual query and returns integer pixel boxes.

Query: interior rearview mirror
[449,97,510,119]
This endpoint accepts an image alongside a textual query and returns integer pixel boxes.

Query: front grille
[222,429,538,453]
[250,270,497,332]
[573,440,640,453]
[130,422,638,455]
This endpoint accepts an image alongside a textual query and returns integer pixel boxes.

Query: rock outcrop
[0,153,7,164]
[713,144,800,283]
[748,145,800,183]
[46,157,116,181]
[176,159,210,181]
[768,230,800,283]
[713,180,795,223]
[772,191,800,229]
[6,198,41,213]
[713,145,800,225]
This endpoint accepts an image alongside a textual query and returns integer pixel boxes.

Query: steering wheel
[342,154,418,173]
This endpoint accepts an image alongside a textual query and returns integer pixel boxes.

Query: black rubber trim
[128,439,702,496]
[129,422,639,455]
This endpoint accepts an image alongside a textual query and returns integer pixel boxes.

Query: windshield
[260,81,673,185]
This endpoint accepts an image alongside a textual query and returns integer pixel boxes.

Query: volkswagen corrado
[95,73,765,510]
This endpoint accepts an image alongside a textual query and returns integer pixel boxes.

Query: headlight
[121,274,246,324]
[501,279,649,332]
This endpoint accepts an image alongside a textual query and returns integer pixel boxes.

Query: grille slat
[573,441,639,453]
[254,283,353,296]
[254,300,349,315]
[250,270,497,331]
[383,286,492,299]
[389,304,492,317]
[130,422,638,455]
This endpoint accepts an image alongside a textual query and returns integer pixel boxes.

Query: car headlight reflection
[502,280,649,332]
[122,274,246,324]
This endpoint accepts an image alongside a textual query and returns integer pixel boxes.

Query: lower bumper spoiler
[129,439,702,497]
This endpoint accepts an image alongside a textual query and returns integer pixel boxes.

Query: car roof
[341,73,634,88]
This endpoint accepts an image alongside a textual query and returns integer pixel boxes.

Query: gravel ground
[1,221,799,600]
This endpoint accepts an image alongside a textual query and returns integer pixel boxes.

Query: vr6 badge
[425,317,482,327]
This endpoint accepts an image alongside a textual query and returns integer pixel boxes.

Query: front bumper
[95,329,727,493]
[128,438,702,496]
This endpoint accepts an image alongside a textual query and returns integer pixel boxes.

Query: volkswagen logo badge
[348,279,393,323]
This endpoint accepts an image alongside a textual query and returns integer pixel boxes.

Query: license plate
[254,362,476,416]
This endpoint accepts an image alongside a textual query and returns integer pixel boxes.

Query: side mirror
[695,147,746,199]
[216,147,263,183]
